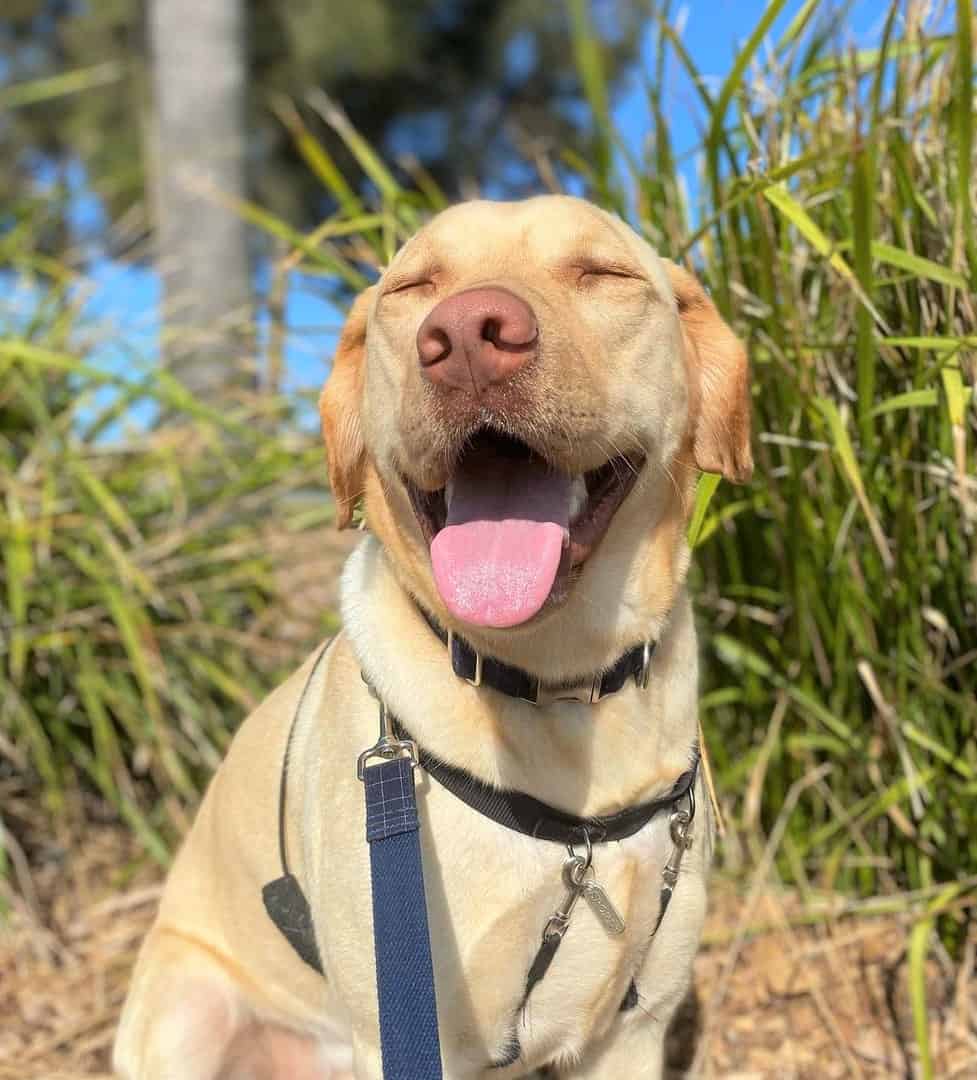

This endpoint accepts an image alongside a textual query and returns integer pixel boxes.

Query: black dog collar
[416,605,655,706]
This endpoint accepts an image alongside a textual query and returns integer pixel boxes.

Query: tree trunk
[148,0,253,401]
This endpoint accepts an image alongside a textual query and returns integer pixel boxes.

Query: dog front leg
[114,928,350,1080]
[114,929,252,1080]
[551,1012,667,1080]
[349,1030,385,1080]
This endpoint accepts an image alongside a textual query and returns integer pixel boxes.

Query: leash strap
[262,655,443,1076]
[363,753,444,1079]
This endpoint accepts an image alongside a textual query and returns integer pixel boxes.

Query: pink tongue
[430,452,570,628]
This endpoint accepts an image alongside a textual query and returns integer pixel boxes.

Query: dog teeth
[444,479,454,508]
[568,475,588,523]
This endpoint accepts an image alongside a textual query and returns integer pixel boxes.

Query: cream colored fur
[114,195,751,1080]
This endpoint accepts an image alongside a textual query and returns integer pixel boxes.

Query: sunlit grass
[0,253,333,858]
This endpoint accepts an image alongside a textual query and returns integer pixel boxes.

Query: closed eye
[574,261,645,282]
[383,277,433,296]
[381,263,441,297]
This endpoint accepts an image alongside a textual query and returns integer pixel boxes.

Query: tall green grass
[2,0,974,980]
[0,213,335,859]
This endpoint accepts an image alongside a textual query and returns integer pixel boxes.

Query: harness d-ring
[567,826,594,871]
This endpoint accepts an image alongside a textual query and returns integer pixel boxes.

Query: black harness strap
[265,691,697,977]
[261,644,331,974]
[620,979,640,1012]
[391,713,699,846]
[516,758,698,1012]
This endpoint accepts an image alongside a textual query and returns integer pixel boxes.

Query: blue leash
[358,692,444,1080]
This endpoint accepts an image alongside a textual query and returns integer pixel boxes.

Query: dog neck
[340,535,700,817]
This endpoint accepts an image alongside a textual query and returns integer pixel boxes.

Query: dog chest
[311,766,677,1071]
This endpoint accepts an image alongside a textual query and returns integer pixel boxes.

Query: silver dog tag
[581,878,626,935]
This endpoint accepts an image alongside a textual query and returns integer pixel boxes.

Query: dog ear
[319,287,376,528]
[664,261,753,484]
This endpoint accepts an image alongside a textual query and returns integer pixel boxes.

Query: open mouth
[406,428,644,628]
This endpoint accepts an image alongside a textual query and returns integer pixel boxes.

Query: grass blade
[688,473,722,548]
[852,129,876,444]
[954,0,975,281]
[0,62,123,109]
[871,242,969,289]
[870,388,939,417]
[710,0,792,140]
[816,398,894,569]
[763,183,886,327]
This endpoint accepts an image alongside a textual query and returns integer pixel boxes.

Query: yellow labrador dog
[114,196,751,1079]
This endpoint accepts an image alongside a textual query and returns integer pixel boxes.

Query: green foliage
[0,213,332,857]
[633,0,976,956]
[662,3,977,921]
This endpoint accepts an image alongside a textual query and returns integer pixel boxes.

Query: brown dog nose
[417,287,538,393]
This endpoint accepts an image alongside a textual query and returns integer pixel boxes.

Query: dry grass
[0,812,158,1080]
[687,890,977,1078]
[4,811,975,1079]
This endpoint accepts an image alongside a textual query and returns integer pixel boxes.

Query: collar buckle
[428,605,654,706]
[532,674,602,707]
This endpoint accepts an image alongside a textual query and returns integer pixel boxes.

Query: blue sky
[2,0,890,427]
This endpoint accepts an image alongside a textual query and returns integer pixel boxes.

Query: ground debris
[3,824,975,1079]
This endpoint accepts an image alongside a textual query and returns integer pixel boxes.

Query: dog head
[320,196,750,648]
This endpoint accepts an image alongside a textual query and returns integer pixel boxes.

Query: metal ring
[586,822,607,843]
[638,641,652,690]
[566,827,593,871]
[543,916,569,942]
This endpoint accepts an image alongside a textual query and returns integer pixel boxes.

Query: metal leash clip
[356,676,418,780]
[662,785,696,891]
[541,830,626,944]
[647,782,696,940]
